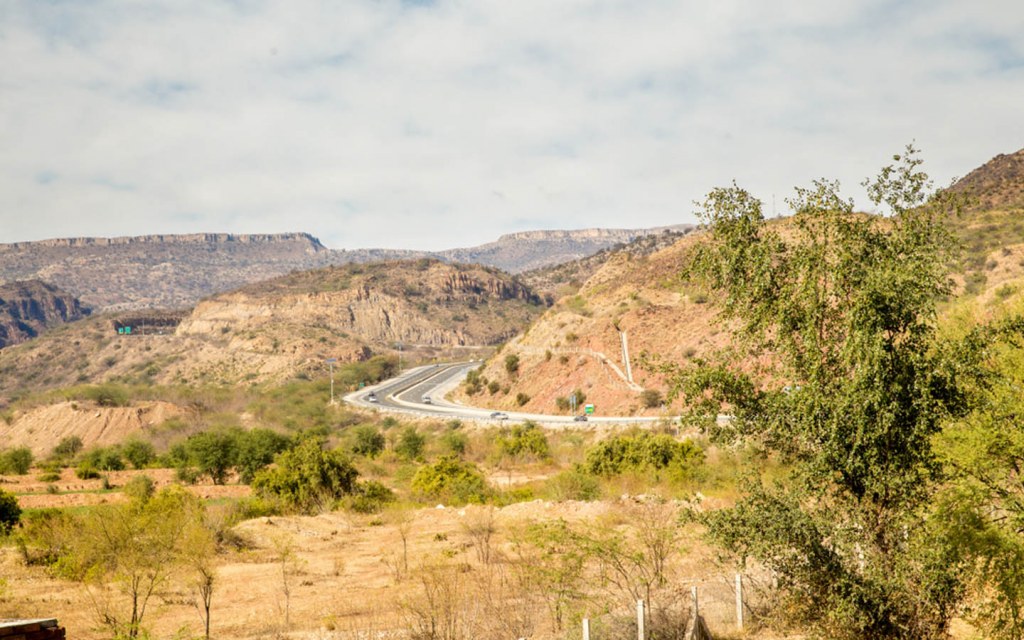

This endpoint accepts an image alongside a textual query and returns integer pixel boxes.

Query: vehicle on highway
[368,392,378,403]
[573,414,588,422]
[489,411,509,420]
[422,396,432,404]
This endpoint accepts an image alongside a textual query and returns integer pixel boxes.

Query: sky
[1,1,1022,251]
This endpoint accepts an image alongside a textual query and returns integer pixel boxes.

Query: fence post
[637,599,645,640]
[736,573,744,631]
[583,618,590,640]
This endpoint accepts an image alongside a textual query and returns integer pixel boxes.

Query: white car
[490,411,509,420]
[422,396,432,404]
[367,392,378,403]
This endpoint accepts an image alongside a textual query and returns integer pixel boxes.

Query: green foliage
[515,392,531,406]
[0,488,20,534]
[492,421,551,463]
[394,427,426,461]
[121,438,156,469]
[410,455,489,505]
[676,147,985,638]
[123,474,155,503]
[79,446,125,471]
[0,447,33,475]
[583,432,703,478]
[53,435,84,458]
[187,430,239,485]
[504,354,520,376]
[440,429,468,456]
[344,480,396,514]
[75,462,100,480]
[349,425,386,458]
[80,383,131,407]
[235,428,291,484]
[543,467,602,501]
[252,438,359,514]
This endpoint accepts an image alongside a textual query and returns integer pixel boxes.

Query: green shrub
[492,421,551,463]
[0,489,22,534]
[235,428,291,484]
[411,455,489,505]
[252,438,359,514]
[52,436,83,458]
[80,446,124,472]
[75,463,100,480]
[82,384,130,407]
[515,392,531,406]
[345,481,396,514]
[0,447,33,475]
[543,468,602,501]
[123,474,155,503]
[187,430,239,484]
[350,425,386,458]
[395,427,426,461]
[504,354,520,376]
[121,438,156,470]
[441,430,468,456]
[583,432,704,478]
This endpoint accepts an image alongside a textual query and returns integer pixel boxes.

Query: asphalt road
[343,361,677,426]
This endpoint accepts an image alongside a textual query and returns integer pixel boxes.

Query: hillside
[456,147,1024,416]
[0,225,694,312]
[0,280,90,348]
[0,259,544,402]
[437,224,695,273]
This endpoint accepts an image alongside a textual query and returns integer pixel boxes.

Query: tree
[411,455,490,505]
[0,447,33,475]
[0,488,20,534]
[671,147,977,638]
[395,426,426,461]
[64,486,210,639]
[53,436,83,458]
[350,424,386,458]
[252,438,359,514]
[187,430,239,485]
[235,428,291,484]
[504,354,520,377]
[121,439,156,470]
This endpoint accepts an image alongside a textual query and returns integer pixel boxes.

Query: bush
[350,425,386,458]
[583,432,704,479]
[121,439,156,470]
[641,389,664,409]
[80,446,124,471]
[345,481,396,514]
[187,430,239,484]
[0,447,33,475]
[395,427,426,461]
[515,392,531,407]
[504,354,520,376]
[235,429,291,484]
[441,430,468,456]
[123,474,155,503]
[411,455,490,505]
[75,463,100,480]
[82,384,130,407]
[252,438,359,514]
[52,436,83,458]
[543,467,602,501]
[0,488,21,534]
[492,421,550,463]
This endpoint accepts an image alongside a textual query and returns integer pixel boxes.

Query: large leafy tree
[674,147,980,638]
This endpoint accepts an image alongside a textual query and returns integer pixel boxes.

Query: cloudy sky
[1,1,1022,250]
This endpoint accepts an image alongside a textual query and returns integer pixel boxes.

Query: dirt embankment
[0,401,184,456]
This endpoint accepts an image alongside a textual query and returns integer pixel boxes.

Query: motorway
[342,361,675,426]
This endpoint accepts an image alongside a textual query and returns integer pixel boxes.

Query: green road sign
[584,403,595,415]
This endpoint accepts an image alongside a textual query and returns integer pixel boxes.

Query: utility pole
[326,358,337,404]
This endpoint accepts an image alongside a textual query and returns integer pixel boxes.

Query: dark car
[573,414,588,422]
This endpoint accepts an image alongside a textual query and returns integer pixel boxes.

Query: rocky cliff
[0,280,90,348]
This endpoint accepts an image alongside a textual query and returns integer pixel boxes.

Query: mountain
[0,259,545,401]
[949,147,1024,211]
[436,224,696,273]
[0,226,694,313]
[0,280,90,349]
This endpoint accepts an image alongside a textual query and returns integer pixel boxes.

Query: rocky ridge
[0,280,90,349]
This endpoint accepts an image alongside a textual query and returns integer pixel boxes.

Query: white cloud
[0,0,1022,250]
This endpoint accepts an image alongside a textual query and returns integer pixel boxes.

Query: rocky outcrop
[0,280,89,348]
[437,224,696,273]
[949,148,1024,211]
